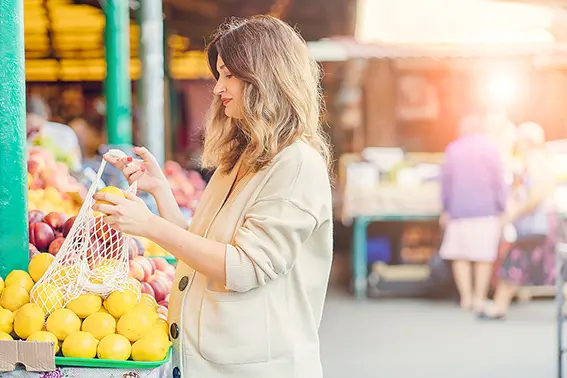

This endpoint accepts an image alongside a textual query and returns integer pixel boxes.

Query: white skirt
[438,216,501,262]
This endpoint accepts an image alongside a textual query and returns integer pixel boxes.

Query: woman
[438,114,507,313]
[481,122,556,320]
[93,16,333,378]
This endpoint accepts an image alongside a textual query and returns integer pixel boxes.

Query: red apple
[48,236,66,256]
[62,216,77,238]
[147,258,156,272]
[141,282,155,297]
[127,238,139,260]
[147,276,169,302]
[43,212,69,236]
[152,257,169,272]
[28,210,46,224]
[29,222,55,251]
[29,243,40,259]
[157,305,168,317]
[128,260,145,282]
[133,256,154,281]
[162,264,176,281]
[133,238,145,256]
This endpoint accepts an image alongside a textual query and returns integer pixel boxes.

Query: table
[0,363,171,378]
[351,214,439,299]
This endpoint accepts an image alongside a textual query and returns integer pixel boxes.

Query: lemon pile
[0,253,172,362]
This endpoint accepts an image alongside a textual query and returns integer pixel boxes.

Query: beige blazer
[167,141,333,378]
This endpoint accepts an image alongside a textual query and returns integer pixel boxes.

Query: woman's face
[213,55,245,119]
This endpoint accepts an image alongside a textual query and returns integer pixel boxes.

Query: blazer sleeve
[224,197,318,293]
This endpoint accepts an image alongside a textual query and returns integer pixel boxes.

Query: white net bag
[30,154,140,316]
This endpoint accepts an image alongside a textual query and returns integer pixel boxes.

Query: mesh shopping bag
[30,155,140,315]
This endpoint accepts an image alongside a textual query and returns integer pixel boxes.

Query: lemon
[0,332,13,341]
[153,318,169,337]
[5,270,34,292]
[116,307,157,342]
[27,331,59,354]
[51,265,79,285]
[95,186,125,207]
[142,328,170,341]
[0,308,14,334]
[46,309,81,341]
[82,312,116,340]
[131,334,172,361]
[0,277,4,296]
[98,306,110,314]
[104,290,139,319]
[0,285,30,311]
[62,331,99,359]
[97,334,132,360]
[28,253,54,283]
[30,282,64,314]
[140,293,158,310]
[66,294,102,318]
[14,303,45,339]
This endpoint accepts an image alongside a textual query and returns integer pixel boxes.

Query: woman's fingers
[128,170,144,184]
[92,203,119,215]
[123,162,142,177]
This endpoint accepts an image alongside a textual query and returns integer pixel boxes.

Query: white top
[168,141,333,378]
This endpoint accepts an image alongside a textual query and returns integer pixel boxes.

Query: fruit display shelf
[54,346,171,369]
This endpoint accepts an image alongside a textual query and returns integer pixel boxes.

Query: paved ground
[319,287,560,378]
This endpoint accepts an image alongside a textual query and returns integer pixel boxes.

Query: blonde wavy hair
[202,15,332,174]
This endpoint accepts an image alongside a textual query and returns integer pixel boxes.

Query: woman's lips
[222,98,232,106]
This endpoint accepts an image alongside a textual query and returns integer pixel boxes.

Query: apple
[147,258,157,272]
[62,216,77,238]
[28,210,46,224]
[133,256,154,281]
[48,236,66,256]
[29,243,40,259]
[152,257,169,272]
[141,282,155,297]
[128,260,145,282]
[126,238,139,260]
[43,212,69,236]
[147,276,169,302]
[29,222,55,251]
[162,264,176,281]
[133,238,145,257]
[157,305,168,317]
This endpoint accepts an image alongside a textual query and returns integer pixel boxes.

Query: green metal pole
[0,0,29,278]
[104,0,133,146]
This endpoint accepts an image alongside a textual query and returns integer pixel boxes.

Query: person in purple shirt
[439,114,508,313]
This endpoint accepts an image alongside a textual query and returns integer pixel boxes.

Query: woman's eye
[225,74,232,79]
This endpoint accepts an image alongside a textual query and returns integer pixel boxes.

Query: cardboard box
[0,340,56,372]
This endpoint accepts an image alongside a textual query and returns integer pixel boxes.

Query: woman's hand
[103,146,167,195]
[92,190,156,238]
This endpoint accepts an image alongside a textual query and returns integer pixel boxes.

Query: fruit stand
[338,149,443,299]
[0,1,187,376]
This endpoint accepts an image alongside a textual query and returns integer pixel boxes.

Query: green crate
[55,346,171,369]
[147,255,177,265]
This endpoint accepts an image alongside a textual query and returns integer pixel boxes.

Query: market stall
[338,149,443,299]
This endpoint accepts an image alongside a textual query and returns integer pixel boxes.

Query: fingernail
[141,166,146,172]
[127,157,133,162]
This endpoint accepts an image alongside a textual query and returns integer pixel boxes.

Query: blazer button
[178,276,189,291]
[170,322,179,339]
[172,366,181,378]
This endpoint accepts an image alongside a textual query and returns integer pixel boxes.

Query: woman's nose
[213,81,225,95]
